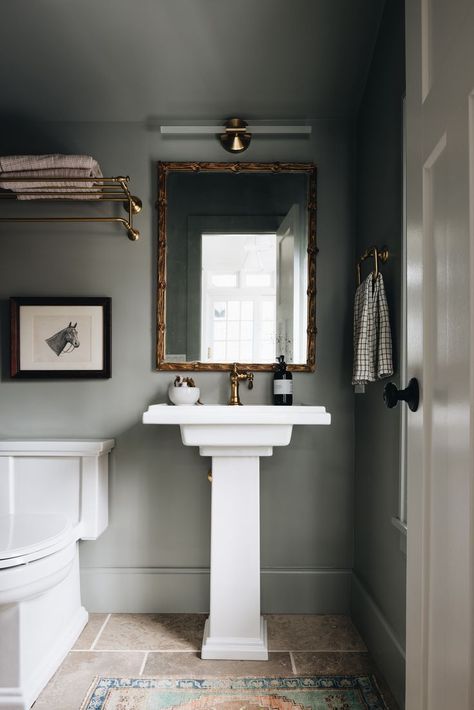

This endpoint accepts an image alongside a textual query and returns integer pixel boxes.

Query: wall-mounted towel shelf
[0,176,142,240]
[356,245,389,286]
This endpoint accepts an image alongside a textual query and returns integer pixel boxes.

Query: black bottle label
[273,374,293,405]
[274,380,293,395]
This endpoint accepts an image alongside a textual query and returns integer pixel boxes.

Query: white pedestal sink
[143,404,331,660]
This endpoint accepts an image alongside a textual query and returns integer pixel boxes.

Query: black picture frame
[10,297,111,379]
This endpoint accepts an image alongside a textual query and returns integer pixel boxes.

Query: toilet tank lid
[0,440,115,456]
[0,513,73,561]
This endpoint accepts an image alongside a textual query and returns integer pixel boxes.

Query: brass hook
[356,246,389,286]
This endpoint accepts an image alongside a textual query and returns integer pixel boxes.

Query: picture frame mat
[19,305,104,371]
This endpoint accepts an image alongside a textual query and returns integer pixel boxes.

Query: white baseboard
[80,566,352,614]
[351,573,405,709]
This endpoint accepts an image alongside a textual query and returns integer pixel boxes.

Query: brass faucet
[229,363,254,405]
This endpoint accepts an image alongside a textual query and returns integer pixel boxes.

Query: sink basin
[143,402,331,660]
[143,404,330,453]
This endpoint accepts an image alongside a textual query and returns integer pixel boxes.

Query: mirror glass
[157,162,316,371]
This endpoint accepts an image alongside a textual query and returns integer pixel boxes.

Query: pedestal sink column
[202,454,268,660]
[142,404,331,662]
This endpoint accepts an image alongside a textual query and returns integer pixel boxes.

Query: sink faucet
[229,363,254,405]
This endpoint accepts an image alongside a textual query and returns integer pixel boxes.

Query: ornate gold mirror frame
[156,161,317,371]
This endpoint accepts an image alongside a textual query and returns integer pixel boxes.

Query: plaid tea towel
[352,272,393,384]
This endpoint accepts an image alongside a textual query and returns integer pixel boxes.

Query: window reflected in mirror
[202,233,277,363]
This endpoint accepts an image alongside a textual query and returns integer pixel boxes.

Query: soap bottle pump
[273,355,293,405]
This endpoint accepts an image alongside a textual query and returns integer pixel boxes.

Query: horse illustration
[45,322,80,356]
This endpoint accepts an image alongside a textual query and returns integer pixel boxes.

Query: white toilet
[0,439,114,710]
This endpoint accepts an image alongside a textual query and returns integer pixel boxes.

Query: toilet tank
[0,440,114,540]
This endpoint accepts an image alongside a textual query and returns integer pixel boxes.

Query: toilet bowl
[0,440,114,710]
[0,513,75,603]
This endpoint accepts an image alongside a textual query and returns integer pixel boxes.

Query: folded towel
[0,154,103,199]
[0,167,100,186]
[352,272,393,385]
[0,154,102,174]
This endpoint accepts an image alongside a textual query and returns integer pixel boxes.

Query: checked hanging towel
[352,272,393,385]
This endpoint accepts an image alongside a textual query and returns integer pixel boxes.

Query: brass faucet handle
[228,364,253,404]
[229,363,240,405]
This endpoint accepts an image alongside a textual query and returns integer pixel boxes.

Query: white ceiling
[0,0,384,123]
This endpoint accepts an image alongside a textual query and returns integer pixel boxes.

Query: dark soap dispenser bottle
[273,355,293,405]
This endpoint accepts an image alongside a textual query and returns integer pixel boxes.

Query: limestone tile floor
[32,614,399,710]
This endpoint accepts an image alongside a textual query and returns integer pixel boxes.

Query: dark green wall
[352,1,406,707]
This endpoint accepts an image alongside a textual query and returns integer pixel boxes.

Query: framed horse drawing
[10,297,111,378]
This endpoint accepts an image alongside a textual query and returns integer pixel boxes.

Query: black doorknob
[383,378,419,412]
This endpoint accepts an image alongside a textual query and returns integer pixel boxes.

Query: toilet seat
[0,512,73,569]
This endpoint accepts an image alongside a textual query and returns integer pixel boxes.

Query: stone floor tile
[96,613,206,651]
[266,614,366,651]
[292,651,372,675]
[143,651,293,677]
[33,615,400,710]
[73,613,109,650]
[33,651,144,710]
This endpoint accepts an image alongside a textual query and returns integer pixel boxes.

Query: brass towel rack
[356,245,389,286]
[0,175,142,240]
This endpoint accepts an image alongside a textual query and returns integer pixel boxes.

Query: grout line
[71,649,147,654]
[271,649,367,654]
[70,647,366,654]
[289,652,297,675]
[70,648,199,654]
[90,613,111,651]
[138,652,149,676]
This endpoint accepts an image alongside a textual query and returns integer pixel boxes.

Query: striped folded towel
[0,154,103,199]
[352,272,393,385]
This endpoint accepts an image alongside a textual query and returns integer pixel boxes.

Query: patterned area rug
[81,676,389,710]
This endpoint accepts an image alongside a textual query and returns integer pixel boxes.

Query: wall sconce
[219,118,252,153]
[160,120,311,153]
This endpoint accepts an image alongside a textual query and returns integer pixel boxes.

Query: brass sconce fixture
[160,120,311,154]
[219,118,252,153]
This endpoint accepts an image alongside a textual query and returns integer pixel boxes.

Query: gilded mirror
[156,162,317,371]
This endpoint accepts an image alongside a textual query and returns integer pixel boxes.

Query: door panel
[406,1,474,708]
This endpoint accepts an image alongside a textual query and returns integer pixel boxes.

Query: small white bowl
[168,385,200,406]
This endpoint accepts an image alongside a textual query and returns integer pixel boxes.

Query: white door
[276,209,295,362]
[405,2,474,708]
